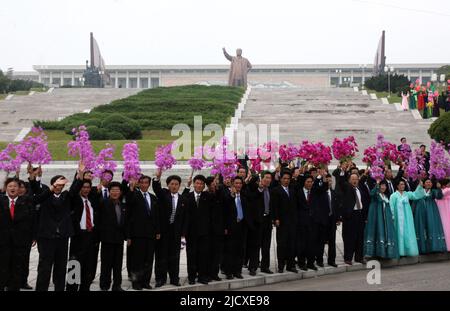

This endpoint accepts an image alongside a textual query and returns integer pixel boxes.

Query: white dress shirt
[140,190,152,210]
[80,197,95,229]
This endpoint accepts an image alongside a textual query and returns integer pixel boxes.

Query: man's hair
[139,175,152,184]
[166,175,181,185]
[108,181,122,191]
[232,176,244,183]
[50,175,65,186]
[102,169,114,178]
[193,175,206,183]
[400,137,406,142]
[205,176,215,187]
[81,179,92,187]
[4,177,20,188]
[261,170,272,179]
[280,169,292,178]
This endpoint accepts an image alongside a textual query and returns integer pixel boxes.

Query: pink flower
[122,142,142,181]
[332,136,358,162]
[208,137,238,179]
[188,146,206,171]
[155,142,177,172]
[67,125,95,170]
[93,144,117,178]
[16,127,52,165]
[298,141,332,168]
[0,144,23,173]
[279,143,299,163]
[429,141,450,180]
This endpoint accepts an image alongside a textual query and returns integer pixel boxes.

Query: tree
[0,70,10,94]
[365,74,410,94]
[428,112,450,147]
[437,65,450,81]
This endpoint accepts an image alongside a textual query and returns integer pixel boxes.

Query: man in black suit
[296,174,326,271]
[182,175,211,285]
[98,181,127,291]
[383,169,396,199]
[223,176,252,279]
[153,171,187,287]
[336,170,370,265]
[206,175,226,281]
[270,170,298,273]
[0,178,36,291]
[315,174,341,267]
[67,178,100,291]
[32,173,75,291]
[126,175,160,290]
[246,171,275,275]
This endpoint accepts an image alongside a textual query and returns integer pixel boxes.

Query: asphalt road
[239,261,450,291]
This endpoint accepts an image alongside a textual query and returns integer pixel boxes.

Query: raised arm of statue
[223,47,233,62]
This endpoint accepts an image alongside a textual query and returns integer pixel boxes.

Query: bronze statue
[222,47,252,88]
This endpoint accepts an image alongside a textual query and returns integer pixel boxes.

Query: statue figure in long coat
[222,47,252,88]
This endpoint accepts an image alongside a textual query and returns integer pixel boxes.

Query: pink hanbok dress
[436,187,450,251]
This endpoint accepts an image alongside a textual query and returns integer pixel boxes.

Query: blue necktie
[143,193,151,215]
[103,189,108,200]
[236,195,243,221]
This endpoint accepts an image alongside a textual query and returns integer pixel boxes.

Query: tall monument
[373,30,386,76]
[83,32,109,87]
[223,47,252,88]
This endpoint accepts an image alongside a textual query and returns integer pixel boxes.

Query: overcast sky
[1,0,449,71]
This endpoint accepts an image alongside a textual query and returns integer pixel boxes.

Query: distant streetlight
[359,64,367,87]
[384,65,394,97]
[336,69,342,86]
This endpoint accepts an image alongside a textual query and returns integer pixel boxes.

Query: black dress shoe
[100,287,109,291]
[132,283,142,290]
[249,270,257,276]
[328,262,338,267]
[316,262,324,268]
[155,282,165,288]
[226,274,234,280]
[307,264,318,271]
[286,268,298,273]
[344,260,353,265]
[21,284,33,290]
[170,282,181,287]
[277,269,284,273]
[112,287,125,292]
[198,279,209,285]
[234,274,243,279]
[142,284,152,290]
[261,269,273,274]
[211,275,222,281]
[188,280,196,285]
[299,265,308,271]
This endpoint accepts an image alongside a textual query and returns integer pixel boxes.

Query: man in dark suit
[223,176,253,279]
[0,178,36,291]
[67,178,100,291]
[270,170,298,273]
[315,174,341,267]
[98,181,127,291]
[153,171,187,287]
[336,170,370,265]
[383,169,396,199]
[32,173,76,292]
[182,175,211,285]
[206,175,226,281]
[126,175,160,290]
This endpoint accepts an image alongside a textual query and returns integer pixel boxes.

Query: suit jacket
[152,179,188,238]
[383,179,396,199]
[337,178,370,221]
[97,199,127,244]
[246,176,278,226]
[69,179,100,236]
[182,188,212,238]
[0,194,36,246]
[270,184,298,229]
[126,190,160,239]
[223,191,254,235]
[209,186,227,236]
[302,177,329,226]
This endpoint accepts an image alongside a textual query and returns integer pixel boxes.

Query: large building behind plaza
[13,63,446,88]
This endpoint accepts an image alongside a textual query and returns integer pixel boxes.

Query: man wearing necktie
[98,182,127,291]
[126,175,160,290]
[153,171,187,288]
[337,172,369,265]
[223,176,250,280]
[270,170,298,273]
[182,175,211,285]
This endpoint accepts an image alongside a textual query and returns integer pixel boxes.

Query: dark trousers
[36,237,69,292]
[247,224,261,271]
[100,242,123,290]
[260,215,273,271]
[316,217,337,264]
[186,235,209,282]
[155,224,181,284]
[209,235,224,278]
[276,224,296,271]
[297,218,318,266]
[342,210,365,262]
[0,243,27,291]
[224,221,247,276]
[66,231,97,291]
[21,241,32,287]
[129,238,155,286]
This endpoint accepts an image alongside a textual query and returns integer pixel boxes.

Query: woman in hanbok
[417,91,425,111]
[436,180,450,252]
[389,180,425,257]
[364,180,398,259]
[409,89,417,109]
[413,178,447,254]
[401,92,409,111]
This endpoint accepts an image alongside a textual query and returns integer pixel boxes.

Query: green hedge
[428,112,450,146]
[34,85,244,140]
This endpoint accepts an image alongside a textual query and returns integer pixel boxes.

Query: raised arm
[223,47,233,62]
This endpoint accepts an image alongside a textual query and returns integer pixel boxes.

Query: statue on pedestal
[223,47,252,88]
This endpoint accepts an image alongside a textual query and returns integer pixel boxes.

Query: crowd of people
[1,141,450,292]
[400,81,450,117]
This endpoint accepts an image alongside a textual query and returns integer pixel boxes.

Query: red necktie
[84,200,93,232]
[307,191,311,204]
[10,199,15,220]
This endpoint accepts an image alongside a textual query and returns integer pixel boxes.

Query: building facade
[13,63,447,88]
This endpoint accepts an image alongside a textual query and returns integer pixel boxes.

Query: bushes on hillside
[365,74,410,94]
[428,112,450,147]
